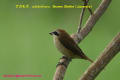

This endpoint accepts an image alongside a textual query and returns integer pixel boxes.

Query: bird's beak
[49,32,53,35]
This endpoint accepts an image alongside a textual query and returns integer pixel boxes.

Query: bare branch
[77,0,92,33]
[53,0,112,80]
[77,0,87,33]
[80,32,120,80]
[77,8,86,33]
[73,0,112,44]
[88,8,93,15]
[53,58,71,80]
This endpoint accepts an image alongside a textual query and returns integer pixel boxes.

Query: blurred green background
[0,0,120,80]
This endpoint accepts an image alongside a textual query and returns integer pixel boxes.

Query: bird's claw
[56,56,72,68]
[56,62,67,68]
[60,56,72,61]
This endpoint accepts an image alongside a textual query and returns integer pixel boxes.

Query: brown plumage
[49,29,93,63]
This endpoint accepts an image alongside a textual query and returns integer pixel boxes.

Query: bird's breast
[53,37,75,58]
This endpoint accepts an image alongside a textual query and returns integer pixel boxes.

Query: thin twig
[77,8,86,33]
[77,0,87,33]
[86,0,93,15]
[80,32,120,80]
[77,0,90,33]
[88,8,93,15]
[87,0,93,15]
[74,0,112,44]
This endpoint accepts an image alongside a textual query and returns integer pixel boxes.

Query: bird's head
[49,29,67,37]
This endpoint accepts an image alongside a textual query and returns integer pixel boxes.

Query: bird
[49,29,93,63]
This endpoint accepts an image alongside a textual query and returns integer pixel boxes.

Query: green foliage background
[0,0,120,80]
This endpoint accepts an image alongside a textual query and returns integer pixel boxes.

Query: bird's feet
[56,62,67,68]
[60,56,72,61]
[56,56,72,68]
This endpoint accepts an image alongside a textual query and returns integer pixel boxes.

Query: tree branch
[53,0,112,80]
[77,6,86,33]
[80,32,120,80]
[53,58,71,80]
[77,0,93,33]
[77,0,88,33]
[72,0,112,44]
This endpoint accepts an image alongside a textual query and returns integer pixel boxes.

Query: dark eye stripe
[53,31,59,36]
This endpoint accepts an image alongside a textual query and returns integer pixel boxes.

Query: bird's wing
[58,35,85,58]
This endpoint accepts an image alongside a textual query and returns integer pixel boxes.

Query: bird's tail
[84,56,93,63]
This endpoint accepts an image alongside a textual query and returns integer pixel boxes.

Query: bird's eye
[53,31,59,36]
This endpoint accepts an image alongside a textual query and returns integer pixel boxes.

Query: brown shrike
[49,29,93,63]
